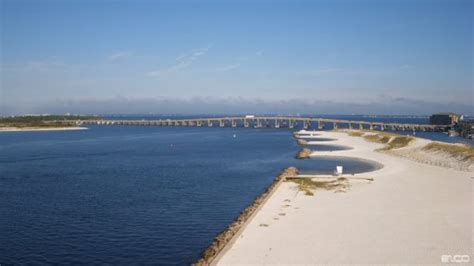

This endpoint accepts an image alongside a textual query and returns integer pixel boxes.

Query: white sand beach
[216,131,473,265]
[0,127,88,132]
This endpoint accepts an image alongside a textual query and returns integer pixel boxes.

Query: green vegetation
[385,136,414,150]
[0,115,99,128]
[422,142,474,162]
[361,131,414,150]
[363,133,391,144]
[347,131,364,137]
[288,177,350,196]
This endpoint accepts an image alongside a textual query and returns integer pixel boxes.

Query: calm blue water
[0,126,380,264]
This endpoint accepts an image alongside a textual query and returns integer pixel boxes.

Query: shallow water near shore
[1,126,381,264]
[303,143,353,151]
[297,137,337,141]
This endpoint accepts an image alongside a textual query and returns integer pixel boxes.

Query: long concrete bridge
[73,116,446,132]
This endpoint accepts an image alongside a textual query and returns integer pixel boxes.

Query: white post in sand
[336,166,343,176]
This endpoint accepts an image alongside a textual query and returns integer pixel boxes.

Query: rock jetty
[296,148,312,159]
[193,167,299,266]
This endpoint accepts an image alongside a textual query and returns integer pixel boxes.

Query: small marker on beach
[335,166,343,176]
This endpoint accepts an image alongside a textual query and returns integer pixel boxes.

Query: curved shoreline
[303,143,353,151]
[305,155,384,174]
[296,137,337,141]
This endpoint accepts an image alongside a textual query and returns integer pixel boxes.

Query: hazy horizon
[1,0,473,116]
[1,96,472,116]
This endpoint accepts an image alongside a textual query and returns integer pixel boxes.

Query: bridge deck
[69,116,447,131]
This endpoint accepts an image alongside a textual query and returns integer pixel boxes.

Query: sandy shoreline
[215,130,472,265]
[0,127,88,132]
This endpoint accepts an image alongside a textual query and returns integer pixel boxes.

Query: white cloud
[175,54,187,61]
[108,51,133,61]
[148,46,211,77]
[212,64,240,72]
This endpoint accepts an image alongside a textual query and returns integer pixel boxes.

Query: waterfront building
[429,113,463,125]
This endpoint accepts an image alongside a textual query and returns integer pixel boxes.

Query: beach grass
[422,142,474,162]
[360,131,414,150]
[347,131,364,137]
[385,136,414,150]
[288,177,349,196]
[363,133,391,144]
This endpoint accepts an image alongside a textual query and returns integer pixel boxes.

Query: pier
[72,116,446,132]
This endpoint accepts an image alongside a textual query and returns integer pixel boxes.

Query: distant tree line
[0,115,100,128]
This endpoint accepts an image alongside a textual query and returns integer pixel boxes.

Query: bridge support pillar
[231,120,237,128]
[254,119,261,128]
[303,120,310,129]
[380,124,385,131]
[243,119,249,128]
[275,119,280,128]
[288,120,294,129]
[207,120,213,127]
[359,123,363,130]
[318,120,324,130]
[348,122,353,130]
[333,122,338,130]
[219,120,225,127]
[369,123,374,130]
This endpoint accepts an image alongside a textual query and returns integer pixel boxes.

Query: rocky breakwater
[194,167,299,266]
[296,138,308,145]
[296,148,312,159]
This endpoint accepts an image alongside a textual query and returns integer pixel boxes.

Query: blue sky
[1,0,472,115]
